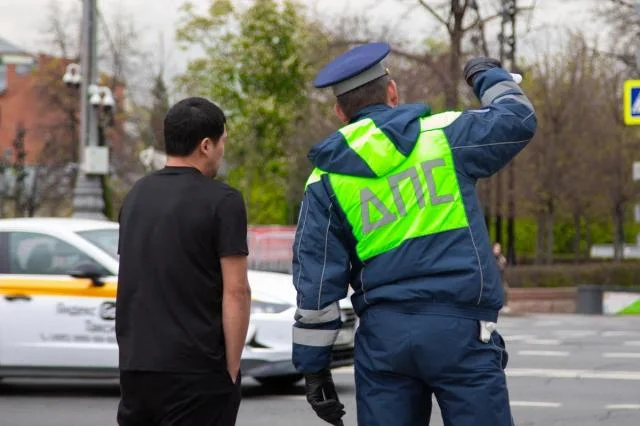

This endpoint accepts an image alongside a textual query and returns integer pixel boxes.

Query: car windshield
[76,228,119,260]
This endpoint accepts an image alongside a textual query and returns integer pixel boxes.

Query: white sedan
[0,218,355,387]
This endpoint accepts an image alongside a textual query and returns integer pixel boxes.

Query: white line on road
[505,368,640,381]
[518,350,570,357]
[602,331,640,337]
[603,352,640,359]
[510,401,562,408]
[524,339,562,346]
[503,335,536,342]
[623,341,640,346]
[605,404,640,410]
[553,330,597,337]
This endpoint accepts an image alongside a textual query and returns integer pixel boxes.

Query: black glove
[463,57,502,86]
[304,369,345,425]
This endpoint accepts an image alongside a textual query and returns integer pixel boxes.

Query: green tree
[176,0,321,224]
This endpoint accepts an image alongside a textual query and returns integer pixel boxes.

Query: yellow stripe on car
[0,277,117,298]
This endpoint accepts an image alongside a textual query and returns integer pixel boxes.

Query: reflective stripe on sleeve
[292,327,339,347]
[481,80,523,106]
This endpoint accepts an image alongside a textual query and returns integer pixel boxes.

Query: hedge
[505,262,640,288]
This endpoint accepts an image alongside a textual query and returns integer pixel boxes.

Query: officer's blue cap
[314,42,391,96]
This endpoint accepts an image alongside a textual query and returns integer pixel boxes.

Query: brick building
[0,36,127,216]
[0,37,44,164]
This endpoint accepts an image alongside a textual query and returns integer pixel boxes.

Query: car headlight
[251,300,292,314]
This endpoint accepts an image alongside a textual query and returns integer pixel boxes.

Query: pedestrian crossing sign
[624,80,640,125]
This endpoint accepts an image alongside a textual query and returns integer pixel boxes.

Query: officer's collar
[349,104,393,123]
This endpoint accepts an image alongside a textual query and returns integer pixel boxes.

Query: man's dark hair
[336,75,390,120]
[163,97,226,156]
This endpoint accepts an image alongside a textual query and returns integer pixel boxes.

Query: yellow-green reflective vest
[306,112,469,261]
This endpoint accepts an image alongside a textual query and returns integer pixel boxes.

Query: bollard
[576,285,604,315]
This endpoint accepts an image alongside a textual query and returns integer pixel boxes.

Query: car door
[0,230,118,370]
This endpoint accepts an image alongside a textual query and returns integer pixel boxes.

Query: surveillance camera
[101,88,116,112]
[63,72,73,84]
[62,63,82,88]
[90,91,103,107]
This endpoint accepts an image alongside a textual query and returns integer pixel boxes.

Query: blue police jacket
[291,68,537,373]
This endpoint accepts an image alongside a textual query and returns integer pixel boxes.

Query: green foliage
[176,0,320,224]
[506,262,640,288]
[509,216,640,258]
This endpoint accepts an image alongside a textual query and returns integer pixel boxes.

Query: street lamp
[63,0,112,220]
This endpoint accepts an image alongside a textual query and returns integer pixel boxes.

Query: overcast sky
[1,0,599,88]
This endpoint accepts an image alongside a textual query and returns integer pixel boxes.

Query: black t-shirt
[115,166,248,373]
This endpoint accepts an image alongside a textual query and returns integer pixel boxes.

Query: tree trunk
[447,3,464,109]
[545,200,555,264]
[535,213,545,264]
[613,201,625,262]
[585,220,592,261]
[506,161,516,265]
[573,211,581,263]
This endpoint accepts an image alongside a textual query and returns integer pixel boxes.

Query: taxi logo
[99,301,116,321]
[56,302,96,317]
[624,80,640,126]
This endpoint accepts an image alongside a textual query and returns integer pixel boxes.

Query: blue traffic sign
[624,80,640,125]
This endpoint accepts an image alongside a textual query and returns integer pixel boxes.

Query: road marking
[603,352,640,359]
[503,334,536,342]
[602,331,640,337]
[510,401,562,408]
[518,350,569,357]
[605,404,640,410]
[623,341,640,346]
[505,368,640,381]
[553,330,597,337]
[525,339,562,346]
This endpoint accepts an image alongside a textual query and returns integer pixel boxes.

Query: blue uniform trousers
[354,306,512,426]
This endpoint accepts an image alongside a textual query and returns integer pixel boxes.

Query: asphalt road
[1,314,640,426]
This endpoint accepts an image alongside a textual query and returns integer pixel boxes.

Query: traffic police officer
[291,42,537,426]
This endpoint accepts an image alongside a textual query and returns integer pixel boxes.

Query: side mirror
[69,263,106,287]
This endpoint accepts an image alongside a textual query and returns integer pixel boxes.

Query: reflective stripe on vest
[326,112,468,261]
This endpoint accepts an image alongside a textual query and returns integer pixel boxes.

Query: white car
[0,218,355,387]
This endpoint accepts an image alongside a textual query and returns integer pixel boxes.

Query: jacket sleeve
[444,67,538,179]
[291,172,351,374]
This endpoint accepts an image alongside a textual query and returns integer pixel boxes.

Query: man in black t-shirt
[116,97,251,426]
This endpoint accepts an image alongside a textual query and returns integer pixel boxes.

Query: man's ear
[334,103,350,124]
[387,79,399,107]
[199,137,212,154]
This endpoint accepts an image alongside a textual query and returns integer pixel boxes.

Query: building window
[0,63,7,94]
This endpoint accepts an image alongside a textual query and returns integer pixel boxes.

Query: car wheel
[255,374,303,388]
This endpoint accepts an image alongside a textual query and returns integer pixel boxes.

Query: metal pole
[72,0,106,220]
